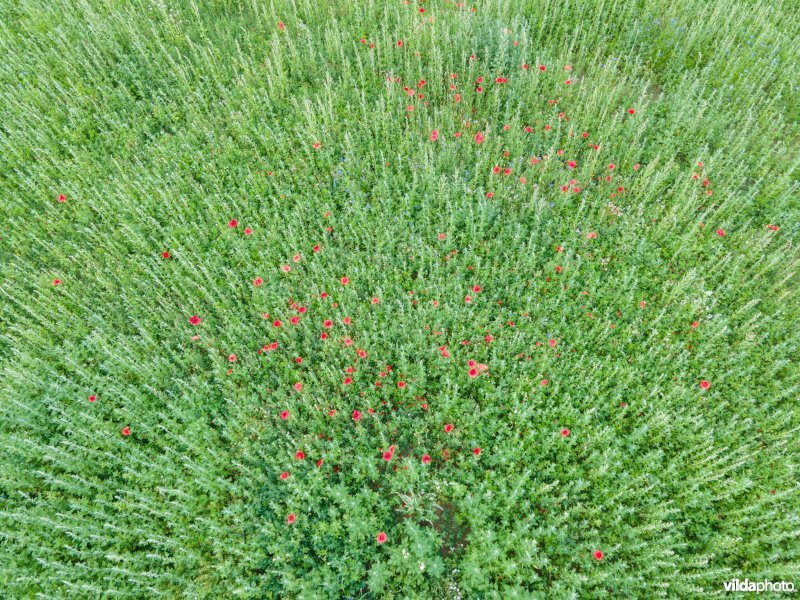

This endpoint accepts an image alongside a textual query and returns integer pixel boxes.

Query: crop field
[1,0,799,597]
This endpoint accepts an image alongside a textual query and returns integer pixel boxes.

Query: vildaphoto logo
[723,579,795,594]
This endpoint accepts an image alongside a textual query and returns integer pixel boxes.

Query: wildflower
[474,132,484,144]
[444,423,454,433]
[162,251,170,258]
[287,513,296,524]
[121,426,131,436]
[353,410,362,421]
[189,315,201,326]
[473,447,481,456]
[253,277,264,287]
[280,472,289,480]
[58,193,67,203]
[88,395,96,402]
[561,428,570,437]
[422,454,431,464]
[228,219,237,228]
[280,410,289,420]
[295,450,305,460]
[594,550,604,560]
[377,532,388,543]
[700,380,710,390]
[229,354,236,363]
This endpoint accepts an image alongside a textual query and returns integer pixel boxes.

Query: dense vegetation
[1,0,799,597]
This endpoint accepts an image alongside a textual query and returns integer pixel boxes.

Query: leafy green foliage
[1,0,799,597]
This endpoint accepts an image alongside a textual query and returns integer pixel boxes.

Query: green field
[1,0,799,597]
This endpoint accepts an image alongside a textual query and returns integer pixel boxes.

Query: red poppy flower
[58,193,67,203]
[474,132,484,144]
[397,40,403,47]
[312,141,321,150]
[382,451,393,461]
[88,395,96,402]
[162,251,170,259]
[371,297,379,304]
[561,428,570,437]
[280,471,289,480]
[287,513,296,524]
[352,410,362,421]
[628,108,635,114]
[280,410,289,420]
[691,321,699,329]
[189,315,201,326]
[229,354,236,363]
[293,382,303,392]
[594,550,604,560]
[716,229,725,237]
[468,368,478,378]
[228,219,238,228]
[473,447,481,456]
[253,277,264,287]
[397,381,406,389]
[244,227,253,235]
[430,130,439,141]
[422,454,431,464]
[700,380,710,390]
[377,532,388,543]
[444,423,453,433]
[53,279,62,286]
[340,276,349,285]
[273,319,281,328]
[343,377,353,385]
[121,426,131,436]
[295,451,305,460]
[539,65,546,71]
